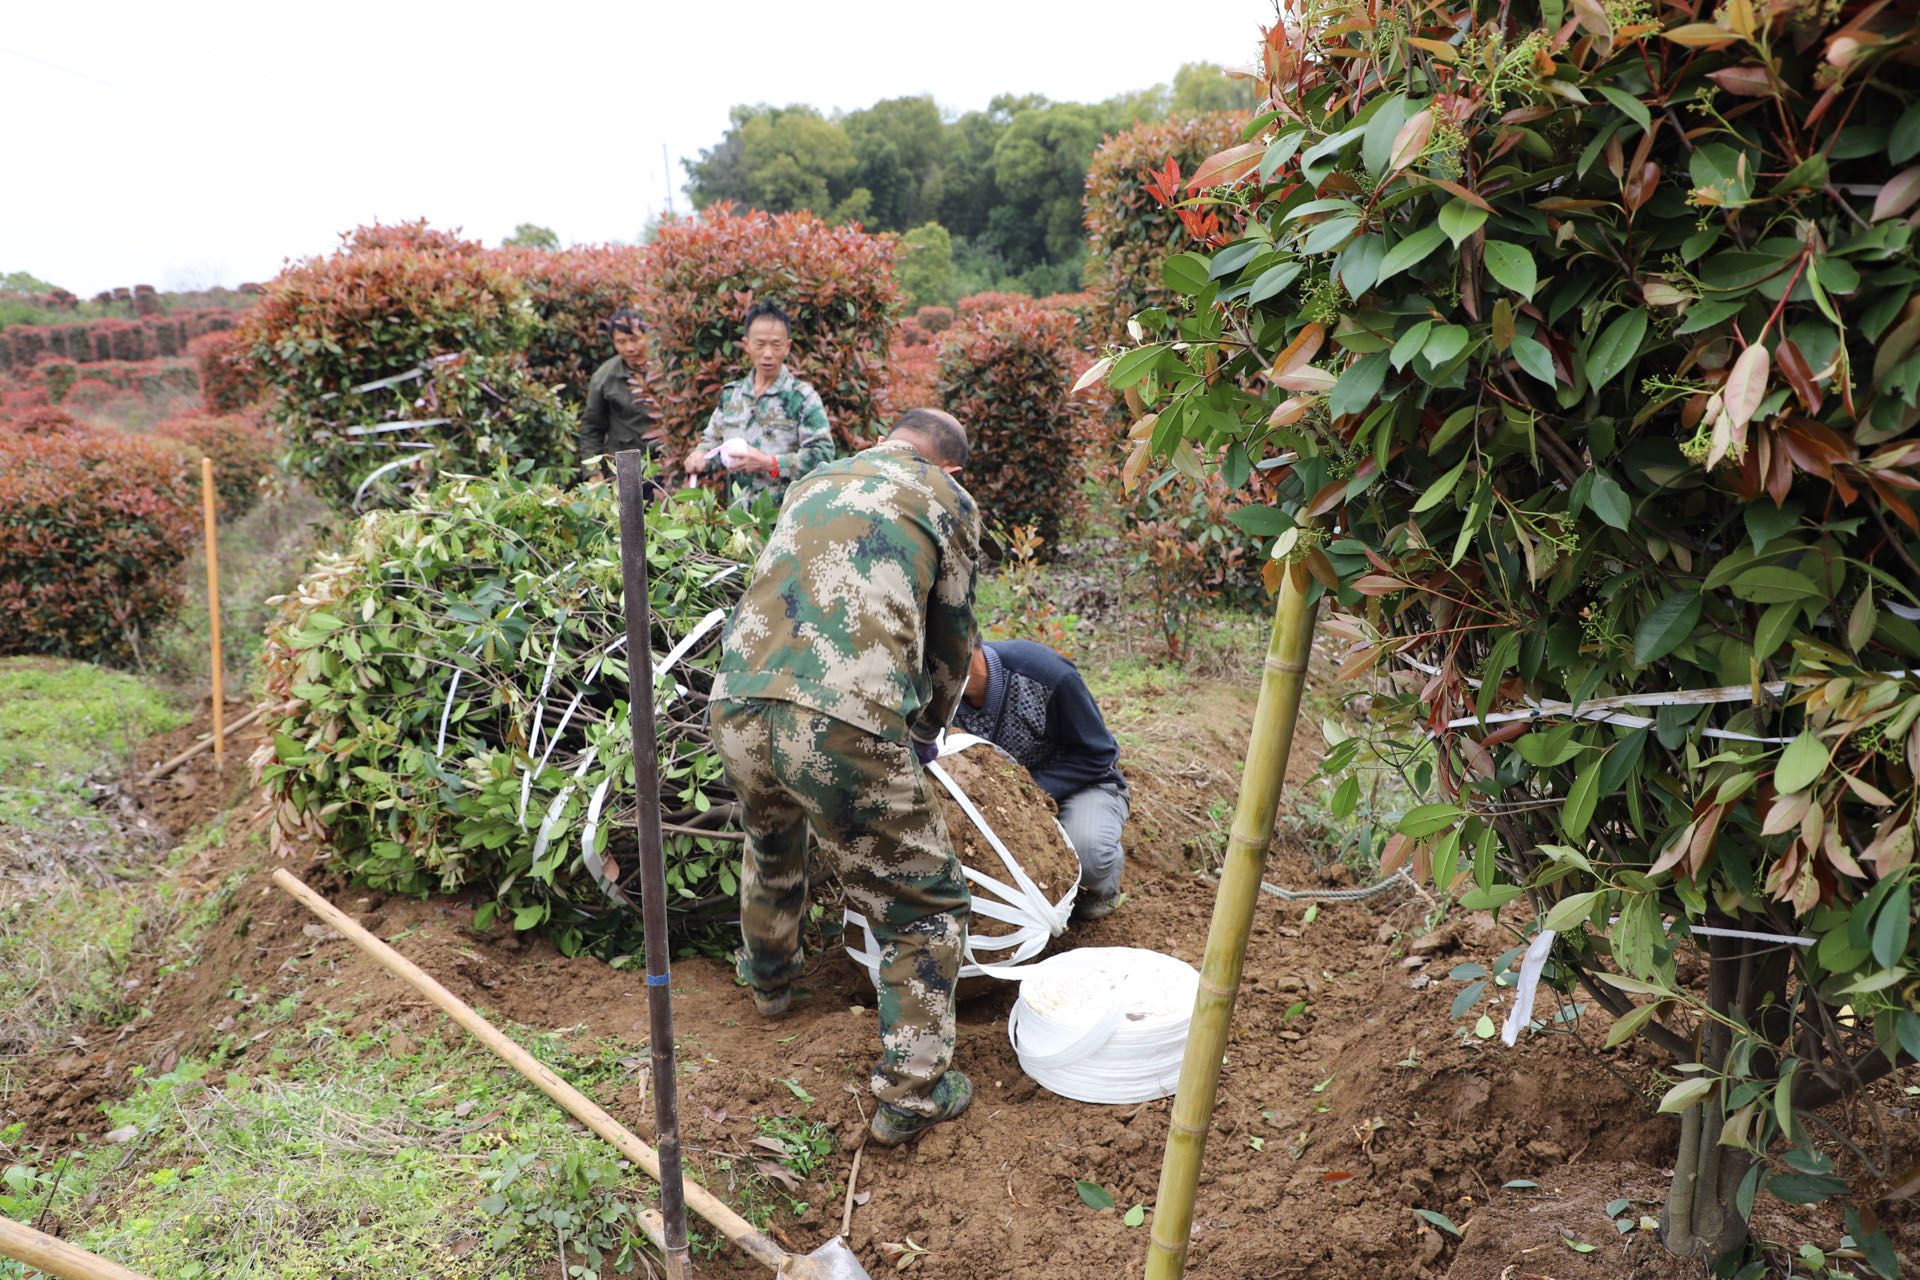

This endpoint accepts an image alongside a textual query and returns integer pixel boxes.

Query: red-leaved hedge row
[0,428,199,664]
[935,303,1088,545]
[0,309,242,373]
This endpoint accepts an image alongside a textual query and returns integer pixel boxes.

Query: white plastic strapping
[1001,947,1199,1104]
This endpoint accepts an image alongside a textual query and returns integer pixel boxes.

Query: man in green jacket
[577,306,663,483]
[709,408,978,1147]
[683,300,835,506]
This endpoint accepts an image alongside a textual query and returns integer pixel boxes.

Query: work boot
[732,949,791,1018]
[869,1070,972,1147]
[1072,890,1125,923]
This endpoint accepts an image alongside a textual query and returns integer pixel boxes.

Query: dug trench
[10,684,1905,1279]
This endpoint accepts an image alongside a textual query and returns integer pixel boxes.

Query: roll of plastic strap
[1003,947,1199,1104]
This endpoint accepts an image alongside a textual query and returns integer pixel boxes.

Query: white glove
[717,437,753,469]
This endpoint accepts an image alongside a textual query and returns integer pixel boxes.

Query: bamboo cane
[269,868,787,1271]
[200,457,225,770]
[0,1215,155,1280]
[615,448,693,1280]
[1143,559,1320,1280]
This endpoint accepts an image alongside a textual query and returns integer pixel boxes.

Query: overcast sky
[7,2,1273,296]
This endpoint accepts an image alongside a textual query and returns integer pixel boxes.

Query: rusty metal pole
[615,449,692,1280]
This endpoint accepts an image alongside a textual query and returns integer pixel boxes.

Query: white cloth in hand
[717,437,753,469]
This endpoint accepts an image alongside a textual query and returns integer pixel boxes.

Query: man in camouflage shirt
[709,407,979,1147]
[684,300,835,506]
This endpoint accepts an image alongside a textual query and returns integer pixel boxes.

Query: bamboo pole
[0,1215,155,1280]
[615,448,693,1280]
[200,457,225,770]
[269,868,787,1271]
[140,706,265,785]
[1144,560,1320,1280]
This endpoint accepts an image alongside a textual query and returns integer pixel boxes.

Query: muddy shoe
[869,1070,972,1147]
[1072,890,1125,922]
[732,950,791,1018]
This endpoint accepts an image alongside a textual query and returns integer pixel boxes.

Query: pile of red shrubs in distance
[0,310,242,373]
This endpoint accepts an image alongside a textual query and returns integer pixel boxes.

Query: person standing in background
[683,300,834,506]
[578,306,664,486]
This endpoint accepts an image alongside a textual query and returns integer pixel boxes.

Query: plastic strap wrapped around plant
[252,469,759,956]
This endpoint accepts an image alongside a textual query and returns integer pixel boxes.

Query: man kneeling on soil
[709,407,979,1148]
[954,641,1129,920]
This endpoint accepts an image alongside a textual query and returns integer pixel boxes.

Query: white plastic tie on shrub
[436,669,464,756]
[580,776,615,880]
[529,746,599,870]
[354,454,428,509]
[317,365,429,402]
[342,419,451,436]
[658,609,727,680]
[1500,928,1557,1047]
[527,625,566,762]
[1687,924,1814,946]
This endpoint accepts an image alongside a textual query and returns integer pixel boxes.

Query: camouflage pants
[709,697,971,1114]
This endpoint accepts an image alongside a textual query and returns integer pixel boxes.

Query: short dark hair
[889,407,969,470]
[742,300,792,337]
[603,306,647,335]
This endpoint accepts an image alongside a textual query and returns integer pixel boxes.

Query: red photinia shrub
[0,403,88,437]
[155,410,279,517]
[914,305,955,334]
[956,291,1030,316]
[1083,112,1249,340]
[0,310,240,374]
[497,243,647,400]
[188,329,262,412]
[896,318,932,348]
[0,430,199,664]
[636,205,901,454]
[884,341,940,413]
[936,303,1087,545]
[238,222,555,507]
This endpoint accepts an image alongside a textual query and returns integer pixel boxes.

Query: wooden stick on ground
[269,868,788,1272]
[140,707,265,786]
[200,457,225,771]
[0,1214,155,1280]
[839,1137,867,1238]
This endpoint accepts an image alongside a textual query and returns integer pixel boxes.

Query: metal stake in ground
[615,449,693,1280]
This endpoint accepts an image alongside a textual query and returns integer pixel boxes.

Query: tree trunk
[1661,926,1793,1261]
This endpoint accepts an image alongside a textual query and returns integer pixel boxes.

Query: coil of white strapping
[843,733,1078,983]
[1000,947,1199,1104]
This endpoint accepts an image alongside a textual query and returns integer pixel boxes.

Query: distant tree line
[681,64,1257,303]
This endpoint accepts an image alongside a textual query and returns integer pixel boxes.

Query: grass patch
[4,1022,664,1280]
[0,658,183,830]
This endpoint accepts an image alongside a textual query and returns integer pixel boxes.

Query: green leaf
[1595,84,1651,131]
[1421,324,1470,368]
[1767,1173,1848,1205]
[1450,980,1488,1020]
[1603,1000,1666,1049]
[1482,241,1539,299]
[1076,1180,1115,1210]
[1897,1011,1920,1064]
[1753,601,1800,662]
[1729,565,1822,604]
[1586,309,1650,390]
[1123,1204,1147,1228]
[1229,505,1294,536]
[1413,1208,1462,1237]
[1438,199,1488,247]
[1340,235,1387,297]
[1328,352,1390,419]
[1563,1238,1598,1254]
[1390,320,1433,371]
[1412,457,1470,513]
[1401,802,1466,837]
[1301,215,1361,255]
[1588,475,1631,530]
[1108,344,1165,388]
[1543,890,1601,933]
[1248,261,1303,304]
[1562,756,1603,840]
[1774,731,1830,794]
[1657,1077,1716,1114]
[1633,589,1702,665]
[1871,884,1910,967]
[1457,884,1526,912]
[1511,334,1556,385]
[1743,501,1800,552]
[1893,103,1920,165]
[1163,253,1211,295]
[1377,226,1448,284]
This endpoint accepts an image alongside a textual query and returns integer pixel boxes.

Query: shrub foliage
[0,430,198,663]
[1113,2,1920,1267]
[937,303,1087,545]
[254,471,755,954]
[155,411,279,517]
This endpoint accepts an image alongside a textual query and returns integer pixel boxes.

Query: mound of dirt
[932,745,1081,932]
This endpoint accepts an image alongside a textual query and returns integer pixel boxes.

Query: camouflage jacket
[714,440,980,746]
[697,367,835,504]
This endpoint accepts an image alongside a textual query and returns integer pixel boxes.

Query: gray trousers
[1058,782,1128,900]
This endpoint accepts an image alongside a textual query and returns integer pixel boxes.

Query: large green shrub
[936,303,1088,546]
[1113,1,1919,1269]
[635,205,902,455]
[254,470,755,955]
[1083,111,1250,342]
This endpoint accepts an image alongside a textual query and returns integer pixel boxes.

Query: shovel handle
[269,869,787,1269]
[0,1215,153,1280]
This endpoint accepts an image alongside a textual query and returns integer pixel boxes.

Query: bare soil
[934,744,1082,916]
[10,684,1917,1280]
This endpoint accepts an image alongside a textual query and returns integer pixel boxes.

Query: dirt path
[12,681,1909,1278]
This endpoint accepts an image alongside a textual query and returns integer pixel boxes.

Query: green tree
[503,224,559,250]
[844,96,948,229]
[989,101,1104,269]
[0,271,58,295]
[684,105,857,217]
[895,222,954,307]
[1167,62,1259,116]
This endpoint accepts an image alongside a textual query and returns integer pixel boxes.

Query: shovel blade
[776,1237,875,1280]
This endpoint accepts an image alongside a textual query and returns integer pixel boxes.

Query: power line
[0,45,176,107]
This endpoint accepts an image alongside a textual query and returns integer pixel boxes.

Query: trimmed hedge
[936,303,1087,545]
[500,243,647,400]
[1083,112,1249,341]
[0,430,198,663]
[636,205,902,455]
[188,329,261,413]
[154,411,279,517]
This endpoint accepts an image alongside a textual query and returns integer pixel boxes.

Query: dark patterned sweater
[951,640,1126,802]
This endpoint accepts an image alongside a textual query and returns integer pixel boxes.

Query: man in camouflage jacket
[709,407,979,1146]
[684,300,835,506]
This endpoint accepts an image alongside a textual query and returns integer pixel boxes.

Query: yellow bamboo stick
[200,457,225,770]
[0,1214,154,1280]
[1144,559,1319,1280]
